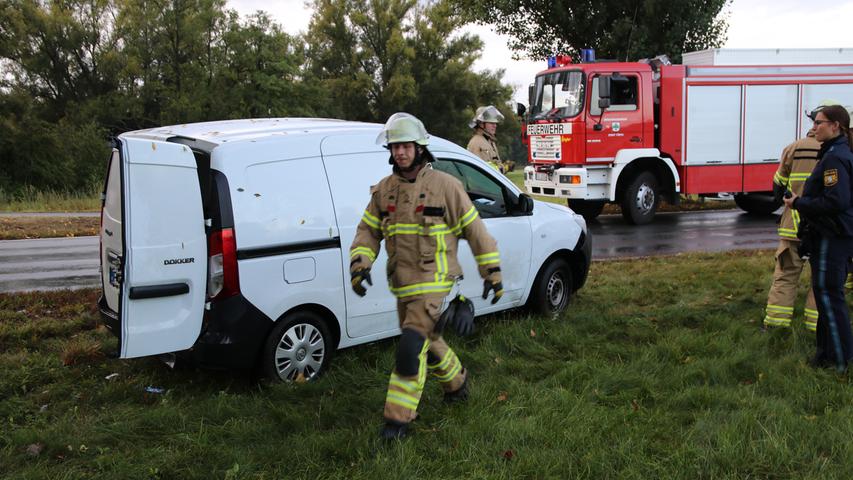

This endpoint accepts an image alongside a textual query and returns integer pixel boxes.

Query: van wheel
[262,311,332,382]
[527,258,572,316]
[621,172,659,225]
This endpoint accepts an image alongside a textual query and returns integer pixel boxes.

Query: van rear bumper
[191,293,274,370]
[98,295,120,335]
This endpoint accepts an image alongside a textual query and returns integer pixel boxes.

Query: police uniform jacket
[794,135,853,237]
[350,164,502,299]
[467,128,501,166]
[773,136,821,239]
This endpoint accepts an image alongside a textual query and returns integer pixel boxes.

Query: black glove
[436,294,475,337]
[482,279,503,305]
[351,268,372,297]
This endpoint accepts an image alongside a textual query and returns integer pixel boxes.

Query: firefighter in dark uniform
[350,113,503,439]
[785,105,853,371]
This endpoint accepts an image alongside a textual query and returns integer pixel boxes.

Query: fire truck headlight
[559,175,581,184]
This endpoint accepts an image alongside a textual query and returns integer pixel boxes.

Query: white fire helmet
[375,112,430,147]
[469,105,505,128]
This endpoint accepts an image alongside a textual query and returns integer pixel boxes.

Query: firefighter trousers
[383,295,467,424]
[765,239,818,331]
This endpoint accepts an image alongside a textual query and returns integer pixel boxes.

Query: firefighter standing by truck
[467,106,505,172]
[762,104,832,332]
[784,105,853,371]
[350,113,504,440]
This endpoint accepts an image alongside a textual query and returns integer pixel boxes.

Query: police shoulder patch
[824,169,838,187]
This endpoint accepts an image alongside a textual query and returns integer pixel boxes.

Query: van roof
[120,118,381,145]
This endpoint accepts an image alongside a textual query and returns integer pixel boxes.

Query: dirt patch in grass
[0,216,99,240]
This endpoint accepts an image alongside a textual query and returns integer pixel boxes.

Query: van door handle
[105,228,113,236]
[129,282,189,300]
[630,136,642,143]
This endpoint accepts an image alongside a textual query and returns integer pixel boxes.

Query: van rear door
[116,137,208,358]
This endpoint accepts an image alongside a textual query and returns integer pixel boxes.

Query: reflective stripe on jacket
[774,136,820,239]
[350,165,501,298]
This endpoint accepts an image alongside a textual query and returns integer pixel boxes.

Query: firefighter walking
[763,106,827,331]
[467,106,505,172]
[350,113,503,440]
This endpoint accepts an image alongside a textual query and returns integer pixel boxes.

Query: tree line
[0,0,728,194]
[0,0,519,193]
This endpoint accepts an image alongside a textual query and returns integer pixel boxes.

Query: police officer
[762,104,836,331]
[784,105,853,371]
[350,113,503,439]
[467,106,505,172]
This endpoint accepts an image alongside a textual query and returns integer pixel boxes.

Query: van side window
[590,75,639,115]
[432,159,508,218]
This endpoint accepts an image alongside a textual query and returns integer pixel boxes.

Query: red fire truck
[521,51,853,224]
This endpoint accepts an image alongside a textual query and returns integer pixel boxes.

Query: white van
[98,118,591,381]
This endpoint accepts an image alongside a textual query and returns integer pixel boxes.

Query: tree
[456,0,730,62]
[305,0,518,155]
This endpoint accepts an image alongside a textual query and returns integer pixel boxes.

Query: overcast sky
[228,0,853,104]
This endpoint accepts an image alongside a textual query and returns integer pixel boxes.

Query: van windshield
[531,70,584,120]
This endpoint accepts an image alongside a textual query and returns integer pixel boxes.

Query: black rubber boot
[443,371,469,403]
[380,420,410,441]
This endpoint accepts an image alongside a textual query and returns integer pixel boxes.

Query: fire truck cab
[523,51,853,224]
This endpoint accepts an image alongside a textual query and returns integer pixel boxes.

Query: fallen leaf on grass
[502,449,515,460]
[497,391,508,402]
[494,357,502,364]
[530,329,536,337]
[631,399,640,411]
[294,372,307,383]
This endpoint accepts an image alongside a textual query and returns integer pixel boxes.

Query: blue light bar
[581,48,596,63]
[547,56,557,68]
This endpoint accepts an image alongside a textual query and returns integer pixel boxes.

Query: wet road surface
[590,208,780,259]
[0,209,780,293]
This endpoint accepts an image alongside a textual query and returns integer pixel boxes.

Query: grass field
[0,216,99,240]
[3,251,852,479]
[0,187,100,213]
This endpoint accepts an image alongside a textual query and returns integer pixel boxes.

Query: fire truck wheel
[527,257,572,316]
[262,311,333,383]
[567,200,605,220]
[620,172,659,225]
[734,193,781,216]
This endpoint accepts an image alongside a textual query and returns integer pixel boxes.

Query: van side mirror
[517,193,534,214]
[516,102,527,117]
[528,84,535,110]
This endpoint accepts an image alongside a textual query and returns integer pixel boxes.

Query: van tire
[620,172,659,225]
[527,258,572,316]
[262,311,332,382]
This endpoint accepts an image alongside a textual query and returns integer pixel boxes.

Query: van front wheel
[527,258,573,316]
[262,311,332,382]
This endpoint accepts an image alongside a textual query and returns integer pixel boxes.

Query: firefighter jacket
[350,165,502,299]
[467,128,501,168]
[794,134,853,237]
[773,136,820,239]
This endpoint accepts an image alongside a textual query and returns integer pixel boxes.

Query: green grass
[2,252,852,479]
[0,186,100,212]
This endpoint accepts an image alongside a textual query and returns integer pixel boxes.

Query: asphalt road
[0,208,781,293]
